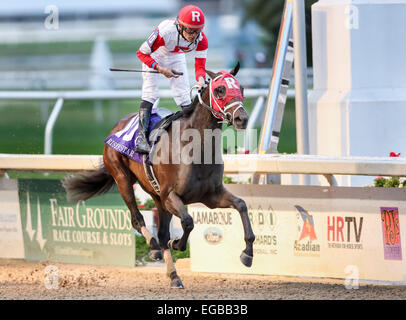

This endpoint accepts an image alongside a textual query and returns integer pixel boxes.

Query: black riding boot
[135,100,153,154]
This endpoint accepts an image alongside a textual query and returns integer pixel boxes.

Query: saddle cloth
[104,108,183,164]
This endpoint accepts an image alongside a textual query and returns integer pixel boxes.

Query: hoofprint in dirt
[0,258,405,300]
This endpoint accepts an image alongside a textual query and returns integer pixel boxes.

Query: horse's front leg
[163,191,194,252]
[204,187,255,267]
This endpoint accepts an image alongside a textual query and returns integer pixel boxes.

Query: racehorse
[62,63,255,289]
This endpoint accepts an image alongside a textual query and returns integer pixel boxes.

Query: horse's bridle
[190,74,244,126]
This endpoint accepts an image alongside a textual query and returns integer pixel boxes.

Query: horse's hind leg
[163,191,193,252]
[203,187,255,268]
[152,196,184,289]
[119,177,162,260]
[104,157,162,260]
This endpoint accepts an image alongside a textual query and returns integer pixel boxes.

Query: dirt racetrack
[0,258,405,300]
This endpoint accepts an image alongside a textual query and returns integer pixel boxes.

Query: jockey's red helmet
[177,5,205,29]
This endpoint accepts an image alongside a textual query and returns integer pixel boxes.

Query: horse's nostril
[235,116,247,124]
[234,116,248,128]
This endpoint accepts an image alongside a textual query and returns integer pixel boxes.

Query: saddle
[148,110,184,147]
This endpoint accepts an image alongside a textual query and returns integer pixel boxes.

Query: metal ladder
[253,0,295,184]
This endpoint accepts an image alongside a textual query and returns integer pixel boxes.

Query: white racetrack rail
[1,153,405,177]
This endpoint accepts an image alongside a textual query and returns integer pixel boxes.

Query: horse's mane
[182,84,209,118]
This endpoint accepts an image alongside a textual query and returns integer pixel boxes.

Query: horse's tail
[62,165,115,203]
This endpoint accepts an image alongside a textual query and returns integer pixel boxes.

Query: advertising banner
[18,179,136,267]
[189,185,406,282]
[0,178,24,259]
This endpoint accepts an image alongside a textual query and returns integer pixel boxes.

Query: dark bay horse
[63,63,255,289]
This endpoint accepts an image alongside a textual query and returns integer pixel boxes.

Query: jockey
[135,4,208,154]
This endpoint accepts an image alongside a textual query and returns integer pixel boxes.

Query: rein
[190,74,244,126]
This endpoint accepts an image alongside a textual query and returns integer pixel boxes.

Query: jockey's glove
[157,66,180,78]
[197,76,207,90]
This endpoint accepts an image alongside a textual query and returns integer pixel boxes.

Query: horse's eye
[214,86,226,99]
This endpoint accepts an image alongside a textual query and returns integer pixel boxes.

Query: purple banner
[380,207,402,260]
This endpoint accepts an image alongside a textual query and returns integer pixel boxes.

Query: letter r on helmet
[192,11,200,22]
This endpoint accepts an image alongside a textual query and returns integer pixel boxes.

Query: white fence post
[44,97,64,155]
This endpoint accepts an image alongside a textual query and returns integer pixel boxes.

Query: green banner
[18,179,136,267]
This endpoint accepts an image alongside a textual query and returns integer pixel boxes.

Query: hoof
[170,278,184,289]
[167,238,179,250]
[240,251,253,267]
[149,249,162,261]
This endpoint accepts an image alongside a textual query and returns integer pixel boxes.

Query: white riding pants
[141,54,191,107]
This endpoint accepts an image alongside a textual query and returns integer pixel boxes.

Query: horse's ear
[230,61,240,76]
[205,69,217,80]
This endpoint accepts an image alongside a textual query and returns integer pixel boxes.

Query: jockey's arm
[136,28,177,78]
[137,28,163,70]
[195,31,208,84]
